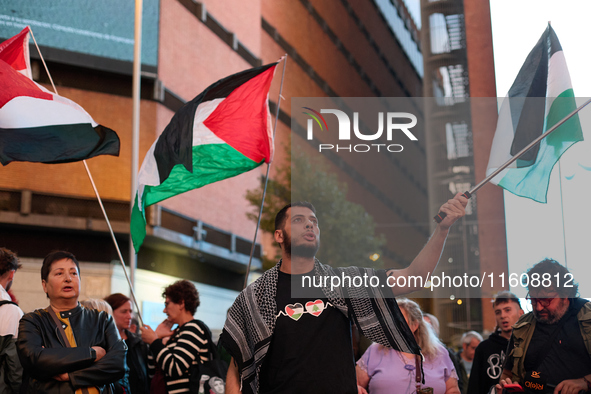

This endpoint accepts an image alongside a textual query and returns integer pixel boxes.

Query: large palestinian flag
[0,27,120,165]
[486,24,583,202]
[131,62,278,252]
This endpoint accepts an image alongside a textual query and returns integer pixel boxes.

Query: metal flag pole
[130,0,143,304]
[243,55,288,290]
[29,28,144,325]
[434,97,591,223]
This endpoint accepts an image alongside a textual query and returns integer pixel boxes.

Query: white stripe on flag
[0,95,97,129]
[546,50,572,115]
[193,98,226,145]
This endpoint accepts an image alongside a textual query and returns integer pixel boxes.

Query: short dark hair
[163,280,200,315]
[41,251,80,282]
[274,201,317,231]
[493,290,522,309]
[525,258,578,298]
[104,293,131,312]
[0,248,21,277]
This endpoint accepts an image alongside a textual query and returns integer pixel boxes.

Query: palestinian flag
[0,27,120,165]
[486,25,583,202]
[131,62,278,252]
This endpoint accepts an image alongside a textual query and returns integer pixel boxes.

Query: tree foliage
[246,147,385,270]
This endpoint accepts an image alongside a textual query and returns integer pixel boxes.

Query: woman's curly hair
[163,280,200,315]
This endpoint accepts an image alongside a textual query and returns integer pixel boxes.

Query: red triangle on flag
[0,60,52,108]
[0,27,32,79]
[203,66,276,164]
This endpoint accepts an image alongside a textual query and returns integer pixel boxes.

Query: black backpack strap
[0,300,17,308]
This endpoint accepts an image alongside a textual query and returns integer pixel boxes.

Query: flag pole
[557,162,569,266]
[130,0,143,305]
[82,162,144,326]
[434,97,591,223]
[29,28,144,324]
[243,55,288,290]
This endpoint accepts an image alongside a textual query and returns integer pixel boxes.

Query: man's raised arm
[388,193,468,296]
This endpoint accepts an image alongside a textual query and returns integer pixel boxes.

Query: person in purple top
[356,298,460,394]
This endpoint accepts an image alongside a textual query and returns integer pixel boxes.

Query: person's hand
[141,324,159,344]
[53,372,69,381]
[554,378,588,394]
[495,377,514,394]
[91,346,106,362]
[437,193,468,231]
[155,319,174,338]
[357,384,368,394]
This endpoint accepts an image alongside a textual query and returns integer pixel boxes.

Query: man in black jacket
[468,291,523,394]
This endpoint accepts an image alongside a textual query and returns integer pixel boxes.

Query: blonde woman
[80,299,113,315]
[356,298,460,394]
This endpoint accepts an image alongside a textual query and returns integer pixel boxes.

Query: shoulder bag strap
[47,307,71,348]
[195,320,217,361]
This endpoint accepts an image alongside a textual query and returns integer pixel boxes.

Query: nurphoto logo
[303,107,418,153]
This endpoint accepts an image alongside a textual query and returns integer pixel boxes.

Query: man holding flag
[220,196,467,394]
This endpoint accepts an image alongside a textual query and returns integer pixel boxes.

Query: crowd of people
[0,248,217,394]
[1,197,590,393]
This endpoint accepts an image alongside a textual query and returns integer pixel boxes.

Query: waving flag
[131,62,278,252]
[0,27,120,165]
[486,25,583,203]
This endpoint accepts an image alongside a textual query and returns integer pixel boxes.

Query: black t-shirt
[505,299,591,386]
[259,270,358,394]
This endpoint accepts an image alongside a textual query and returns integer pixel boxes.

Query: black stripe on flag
[0,123,120,165]
[507,26,554,167]
[154,62,277,184]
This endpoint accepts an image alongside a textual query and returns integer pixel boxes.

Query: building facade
[0,0,429,334]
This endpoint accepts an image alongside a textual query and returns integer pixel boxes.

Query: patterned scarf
[220,260,421,394]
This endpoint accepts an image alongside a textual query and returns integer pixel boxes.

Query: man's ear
[274,229,284,245]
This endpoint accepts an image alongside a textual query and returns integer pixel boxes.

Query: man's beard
[534,299,569,324]
[283,230,319,258]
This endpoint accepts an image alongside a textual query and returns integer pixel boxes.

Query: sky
[490,0,591,298]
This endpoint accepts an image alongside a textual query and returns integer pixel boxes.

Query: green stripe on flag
[131,143,263,252]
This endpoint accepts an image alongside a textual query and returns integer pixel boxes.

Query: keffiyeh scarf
[219,260,420,394]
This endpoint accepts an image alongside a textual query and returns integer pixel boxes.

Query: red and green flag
[131,62,278,252]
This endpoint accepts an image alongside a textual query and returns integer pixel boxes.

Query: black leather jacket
[125,330,151,394]
[16,305,126,393]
